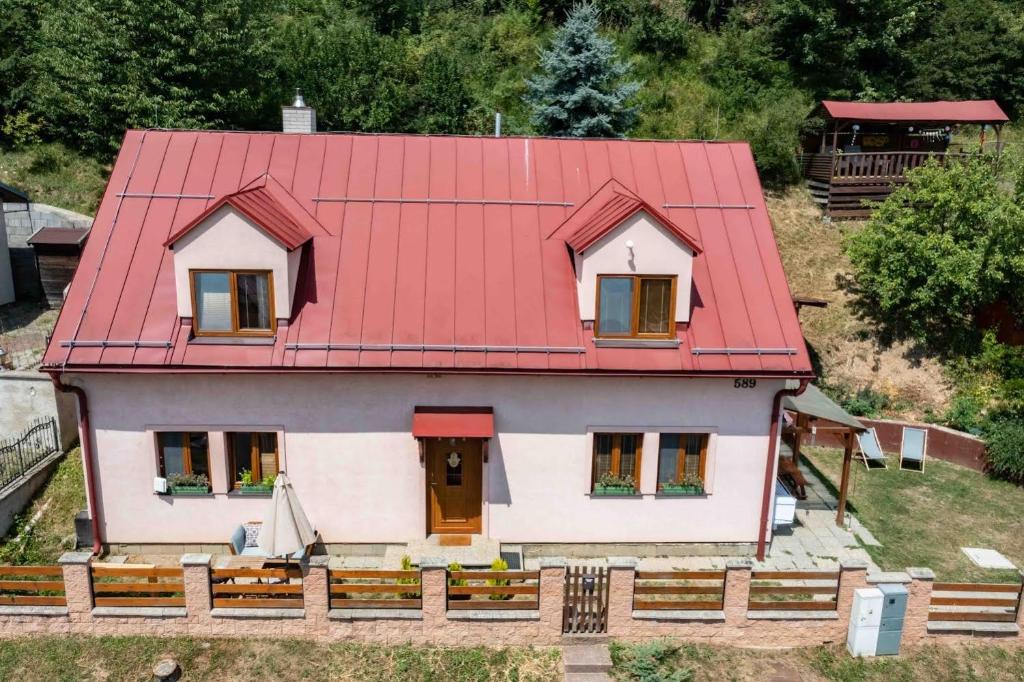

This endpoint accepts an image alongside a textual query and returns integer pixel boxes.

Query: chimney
[282,89,316,134]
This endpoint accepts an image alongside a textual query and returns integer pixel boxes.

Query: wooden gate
[562,565,609,633]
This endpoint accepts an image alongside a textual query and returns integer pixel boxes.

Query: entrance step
[564,674,612,682]
[384,534,501,568]
[563,643,613,674]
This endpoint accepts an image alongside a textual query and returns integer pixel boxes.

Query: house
[0,181,29,306]
[42,108,813,561]
[800,100,1009,218]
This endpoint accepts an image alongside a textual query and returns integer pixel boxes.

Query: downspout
[755,378,810,561]
[49,373,102,555]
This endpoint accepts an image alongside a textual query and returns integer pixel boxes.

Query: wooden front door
[426,438,483,534]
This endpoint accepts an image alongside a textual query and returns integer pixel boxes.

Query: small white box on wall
[153,477,168,494]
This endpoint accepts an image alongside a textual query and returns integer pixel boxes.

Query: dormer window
[596,275,676,339]
[190,270,275,336]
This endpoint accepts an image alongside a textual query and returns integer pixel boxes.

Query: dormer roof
[549,179,702,254]
[163,173,319,250]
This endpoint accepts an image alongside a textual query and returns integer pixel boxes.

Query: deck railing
[210,566,304,609]
[800,151,975,182]
[447,569,540,610]
[0,565,66,606]
[928,581,1022,623]
[633,570,726,611]
[748,570,840,611]
[0,417,60,493]
[329,568,422,609]
[91,564,185,608]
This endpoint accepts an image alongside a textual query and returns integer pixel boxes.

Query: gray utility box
[876,583,909,655]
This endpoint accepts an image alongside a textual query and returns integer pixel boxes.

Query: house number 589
[734,378,757,389]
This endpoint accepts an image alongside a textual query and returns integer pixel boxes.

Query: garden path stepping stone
[962,547,1016,570]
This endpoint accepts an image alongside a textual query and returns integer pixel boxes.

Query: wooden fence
[210,567,304,609]
[748,570,840,611]
[91,564,185,608]
[447,570,539,610]
[929,581,1023,623]
[329,569,422,609]
[0,565,66,606]
[633,570,726,611]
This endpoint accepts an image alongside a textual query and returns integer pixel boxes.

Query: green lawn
[611,640,1024,682]
[0,143,107,215]
[803,446,1024,582]
[0,636,560,682]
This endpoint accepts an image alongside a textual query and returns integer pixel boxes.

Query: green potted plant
[167,472,210,495]
[238,469,275,495]
[660,473,704,495]
[593,471,636,495]
[448,561,470,600]
[397,554,419,599]
[487,557,513,601]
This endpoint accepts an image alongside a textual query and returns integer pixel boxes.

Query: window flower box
[166,473,210,496]
[593,483,637,496]
[169,485,210,496]
[659,483,704,496]
[237,484,274,495]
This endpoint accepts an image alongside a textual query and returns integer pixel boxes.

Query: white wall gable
[172,205,302,319]
[576,210,694,323]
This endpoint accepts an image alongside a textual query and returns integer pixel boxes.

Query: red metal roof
[412,407,495,438]
[822,100,1009,123]
[164,173,317,250]
[550,179,702,254]
[43,130,812,377]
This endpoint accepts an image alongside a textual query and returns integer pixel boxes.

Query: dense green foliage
[1,0,1021,186]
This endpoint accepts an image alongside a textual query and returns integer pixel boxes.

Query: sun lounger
[899,427,927,472]
[855,428,888,469]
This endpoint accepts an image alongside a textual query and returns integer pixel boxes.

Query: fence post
[903,567,935,646]
[303,556,330,635]
[723,558,753,627]
[1016,569,1024,632]
[605,557,637,637]
[59,551,94,625]
[538,557,566,640]
[180,553,212,632]
[836,559,869,640]
[419,557,448,632]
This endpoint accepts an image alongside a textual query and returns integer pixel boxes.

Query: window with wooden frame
[190,270,275,336]
[157,432,210,480]
[592,433,643,490]
[657,433,708,489]
[595,275,676,338]
[227,432,280,487]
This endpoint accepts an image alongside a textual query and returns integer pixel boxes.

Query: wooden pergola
[781,384,866,527]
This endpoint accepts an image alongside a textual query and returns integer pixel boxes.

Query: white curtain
[194,271,232,331]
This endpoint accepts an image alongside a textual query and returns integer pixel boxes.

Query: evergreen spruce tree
[526,3,640,138]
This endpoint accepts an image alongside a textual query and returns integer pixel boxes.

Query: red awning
[412,407,494,438]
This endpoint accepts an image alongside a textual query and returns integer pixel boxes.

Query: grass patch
[0,143,108,215]
[803,446,1024,582]
[611,641,1024,681]
[0,447,85,564]
[0,636,560,681]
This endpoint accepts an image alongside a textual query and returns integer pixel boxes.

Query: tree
[525,2,640,138]
[845,158,1024,353]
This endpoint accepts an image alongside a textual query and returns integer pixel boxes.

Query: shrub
[983,417,1024,483]
[487,557,512,600]
[617,640,694,682]
[822,383,891,418]
[398,554,419,599]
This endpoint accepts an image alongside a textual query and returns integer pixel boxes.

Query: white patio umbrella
[257,472,316,560]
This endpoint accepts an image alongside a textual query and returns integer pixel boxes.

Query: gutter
[48,373,102,555]
[755,378,810,561]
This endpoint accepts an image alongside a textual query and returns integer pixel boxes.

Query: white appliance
[847,587,883,657]
[772,479,796,528]
[153,477,168,494]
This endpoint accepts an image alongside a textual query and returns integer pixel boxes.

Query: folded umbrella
[257,471,316,559]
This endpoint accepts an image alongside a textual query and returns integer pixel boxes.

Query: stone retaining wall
[0,553,1020,650]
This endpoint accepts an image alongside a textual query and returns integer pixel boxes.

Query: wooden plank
[750,571,840,581]
[93,597,185,607]
[449,571,539,581]
[330,598,422,609]
[634,600,723,611]
[0,566,64,577]
[929,597,1020,608]
[634,585,724,595]
[448,584,537,596]
[928,611,1017,623]
[749,586,839,596]
[636,571,725,580]
[93,583,184,594]
[212,598,303,609]
[329,570,419,579]
[329,584,416,594]
[0,595,67,606]
[0,580,65,591]
[447,599,538,610]
[748,601,836,611]
[933,583,1022,594]
[91,566,183,578]
[213,583,303,595]
[562,566,572,633]
[210,568,301,579]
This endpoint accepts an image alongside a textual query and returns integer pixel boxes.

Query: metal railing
[0,417,60,493]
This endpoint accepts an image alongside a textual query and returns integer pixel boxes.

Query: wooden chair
[899,427,928,472]
[855,428,888,469]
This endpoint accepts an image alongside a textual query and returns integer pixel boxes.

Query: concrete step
[563,643,612,673]
[564,673,612,682]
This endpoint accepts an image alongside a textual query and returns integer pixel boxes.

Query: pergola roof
[821,100,1009,124]
[783,383,865,431]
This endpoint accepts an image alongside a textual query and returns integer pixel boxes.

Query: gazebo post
[793,413,808,466]
[836,429,854,527]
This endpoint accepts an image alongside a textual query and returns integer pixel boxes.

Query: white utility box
[772,479,796,528]
[847,587,884,657]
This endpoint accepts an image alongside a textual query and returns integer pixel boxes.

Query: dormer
[549,180,701,338]
[164,174,319,337]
